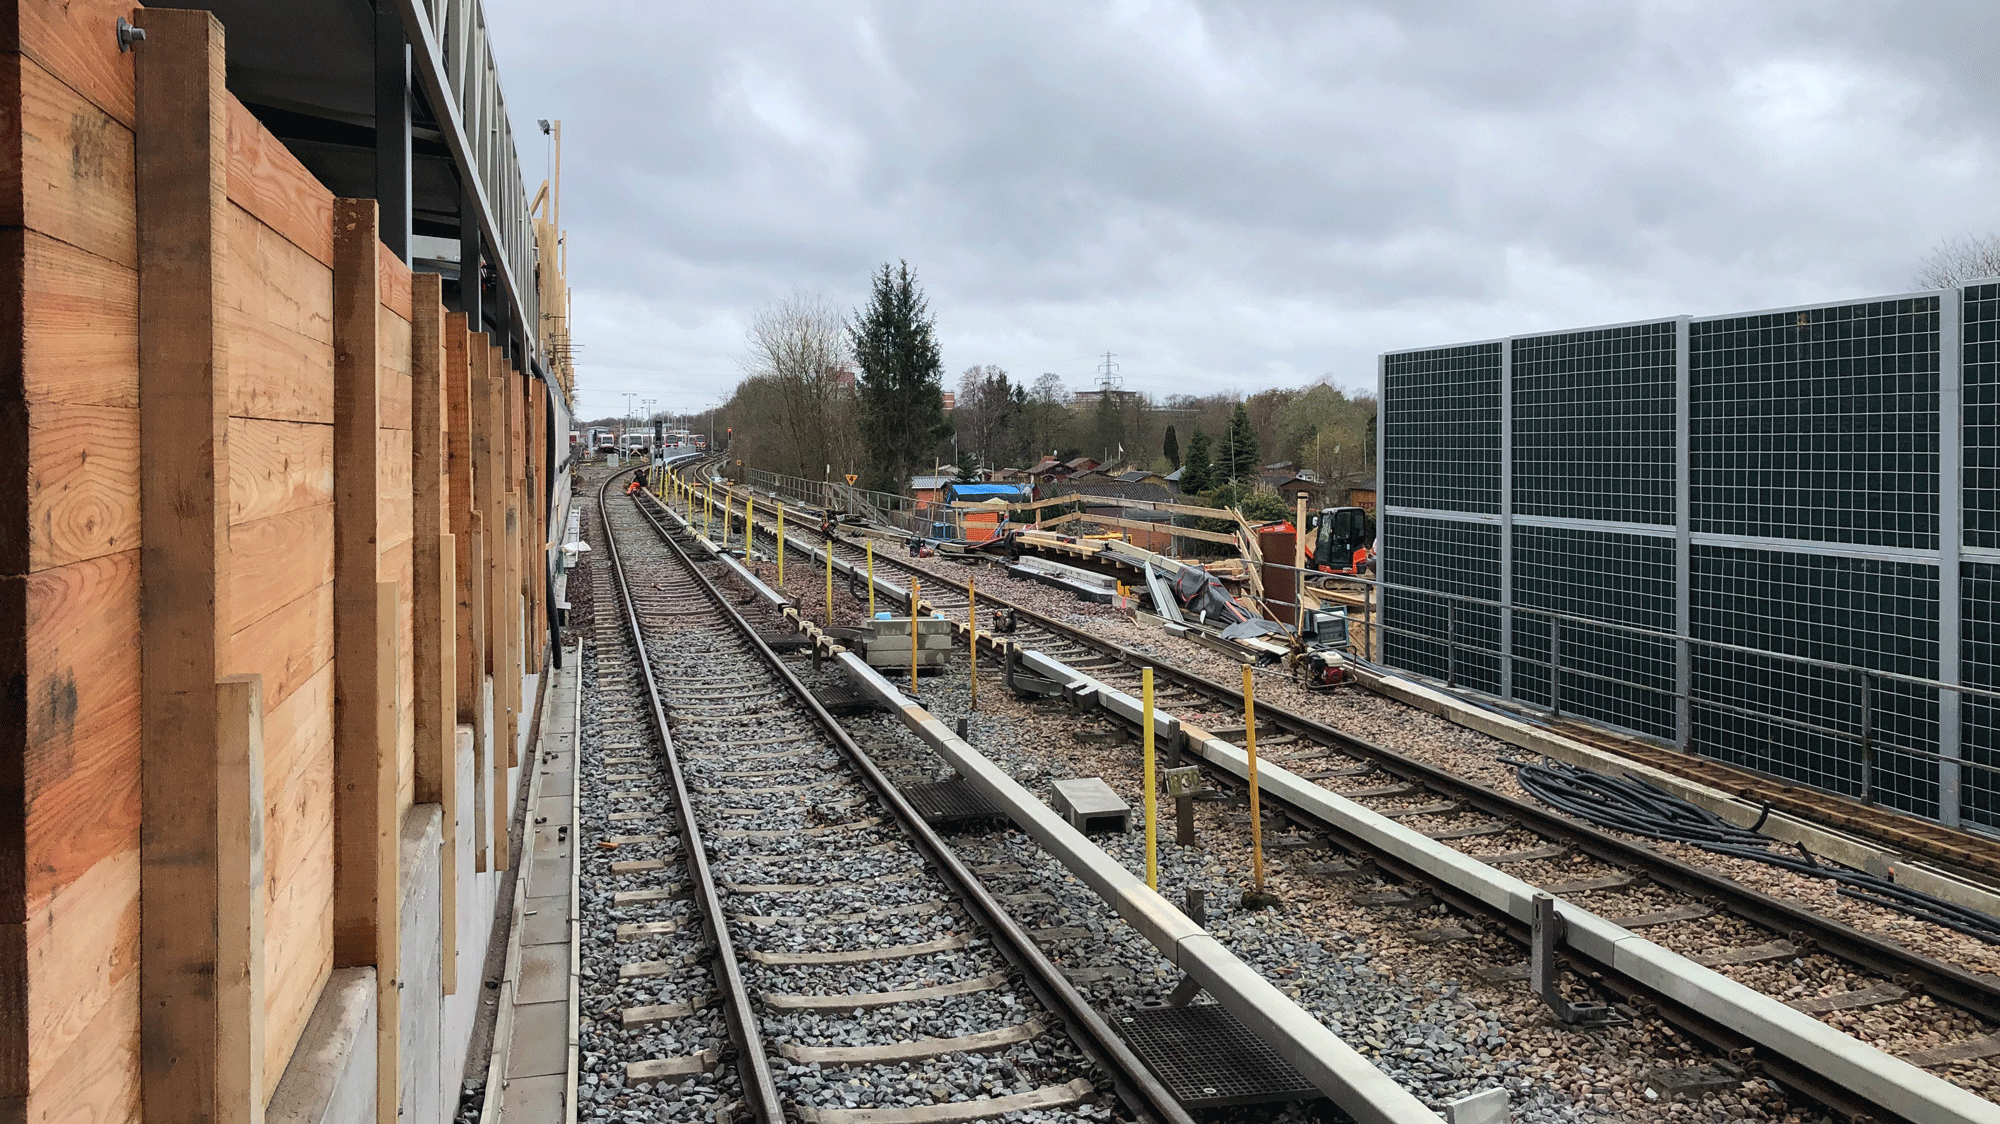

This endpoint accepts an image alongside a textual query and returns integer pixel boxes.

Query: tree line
[701,260,1377,497]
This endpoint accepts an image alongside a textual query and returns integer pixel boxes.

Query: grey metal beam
[1675,316,1692,751]
[1940,290,1964,825]
[1499,338,1514,700]
[374,3,412,261]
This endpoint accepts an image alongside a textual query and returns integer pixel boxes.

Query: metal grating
[1382,516,1502,694]
[1690,297,1941,550]
[1511,526,1678,739]
[903,775,1007,829]
[1967,282,2000,549]
[811,682,881,716]
[1383,343,1502,513]
[1964,561,2000,830]
[1512,320,1678,524]
[1689,546,1939,816]
[1115,1003,1317,1108]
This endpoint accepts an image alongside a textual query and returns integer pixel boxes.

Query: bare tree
[742,292,858,480]
[953,364,1018,466]
[1913,233,2000,289]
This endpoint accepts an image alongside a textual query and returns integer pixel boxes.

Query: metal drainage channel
[613,470,1199,1124]
[745,507,2000,1124]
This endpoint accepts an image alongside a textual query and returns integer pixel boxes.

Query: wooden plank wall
[0,8,549,1121]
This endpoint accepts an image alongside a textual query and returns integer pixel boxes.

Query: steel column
[1939,290,1964,826]
[374,3,412,262]
[1675,316,1693,751]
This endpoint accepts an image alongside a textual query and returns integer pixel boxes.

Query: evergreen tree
[1180,427,1212,494]
[1163,424,1180,469]
[952,450,980,483]
[1222,402,1259,483]
[851,260,948,492]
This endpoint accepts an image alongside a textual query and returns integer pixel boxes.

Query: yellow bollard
[825,535,835,626]
[968,578,979,712]
[1243,664,1265,896]
[910,580,920,693]
[746,496,755,553]
[777,504,786,585]
[704,484,712,539]
[866,540,876,618]
[1143,667,1157,890]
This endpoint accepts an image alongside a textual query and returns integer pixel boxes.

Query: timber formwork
[0,6,562,1123]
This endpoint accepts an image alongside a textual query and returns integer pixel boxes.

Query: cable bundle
[1512,758,2000,944]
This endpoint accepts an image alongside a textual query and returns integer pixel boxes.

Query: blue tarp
[942,483,1032,505]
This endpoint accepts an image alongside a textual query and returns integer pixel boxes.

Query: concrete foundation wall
[267,969,378,1124]
[400,806,446,1124]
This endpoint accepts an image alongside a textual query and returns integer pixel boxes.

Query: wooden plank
[215,674,267,1120]
[224,203,334,424]
[225,579,333,715]
[446,321,481,732]
[25,401,141,570]
[467,523,490,872]
[472,367,510,869]
[18,228,139,409]
[371,582,402,1123]
[133,12,230,1123]
[376,305,412,430]
[224,96,332,266]
[1074,511,1238,545]
[411,276,450,806]
[329,197,388,970]
[228,417,333,526]
[376,241,412,323]
[17,0,140,128]
[226,505,334,638]
[254,659,334,1084]
[15,53,136,269]
[436,538,458,985]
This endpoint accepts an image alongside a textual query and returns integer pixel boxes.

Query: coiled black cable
[1511,758,2000,943]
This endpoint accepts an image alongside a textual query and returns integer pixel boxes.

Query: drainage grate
[903,775,1007,829]
[758,630,811,652]
[1116,1003,1317,1108]
[811,682,881,716]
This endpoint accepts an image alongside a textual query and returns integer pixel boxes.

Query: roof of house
[943,483,1031,503]
[1065,456,1099,470]
[909,475,953,491]
[1117,470,1164,484]
[1164,467,1184,482]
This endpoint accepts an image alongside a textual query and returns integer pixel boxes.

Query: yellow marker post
[1243,664,1265,895]
[968,578,979,712]
[777,504,786,584]
[825,535,835,625]
[704,484,713,539]
[1143,667,1157,890]
[865,540,876,618]
[746,496,755,553]
[910,580,921,693]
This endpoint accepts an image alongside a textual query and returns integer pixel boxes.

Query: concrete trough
[1012,649,2000,1124]
[835,651,1445,1124]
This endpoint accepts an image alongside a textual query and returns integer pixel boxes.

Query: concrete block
[400,804,445,1124]
[267,967,377,1124]
[1444,1087,1508,1124]
[1049,777,1131,833]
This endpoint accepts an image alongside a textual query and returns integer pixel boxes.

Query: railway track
[672,462,2000,1123]
[578,468,1193,1124]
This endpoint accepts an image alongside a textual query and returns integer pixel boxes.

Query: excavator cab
[1304,506,1375,573]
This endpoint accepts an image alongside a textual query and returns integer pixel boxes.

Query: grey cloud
[481,0,2000,418]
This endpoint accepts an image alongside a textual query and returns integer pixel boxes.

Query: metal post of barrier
[1446,601,1459,689]
[1858,667,1876,805]
[866,540,877,618]
[1143,667,1157,890]
[968,578,979,712]
[1242,665,1269,905]
[776,504,785,585]
[910,579,921,693]
[1550,620,1563,718]
[825,536,834,627]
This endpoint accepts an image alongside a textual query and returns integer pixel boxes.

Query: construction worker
[625,476,644,496]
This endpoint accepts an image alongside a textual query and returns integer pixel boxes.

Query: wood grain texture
[225,575,334,716]
[134,12,230,1122]
[224,97,331,267]
[379,537,416,819]
[228,417,333,526]
[25,401,139,571]
[14,54,136,268]
[255,661,333,1088]
[376,306,411,431]
[375,427,414,558]
[13,0,140,128]
[224,203,333,424]
[329,198,384,971]
[18,227,138,409]
[23,844,136,1092]
[410,279,455,991]
[376,242,411,323]
[226,505,334,640]
[18,924,140,1124]
[371,582,402,1124]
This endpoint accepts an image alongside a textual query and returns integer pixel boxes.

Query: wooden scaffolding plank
[215,674,267,1121]
[410,274,458,989]
[329,199,400,1122]
[133,11,233,1122]
[472,363,509,869]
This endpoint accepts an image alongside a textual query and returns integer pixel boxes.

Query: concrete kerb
[565,642,583,1124]
[1024,651,2000,1124]
[834,650,1447,1124]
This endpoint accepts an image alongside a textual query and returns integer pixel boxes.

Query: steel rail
[708,507,2000,1124]
[595,470,785,1124]
[620,474,1197,1124]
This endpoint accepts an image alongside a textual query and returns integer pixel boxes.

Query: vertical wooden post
[472,360,510,868]
[467,520,490,869]
[446,320,488,868]
[410,275,458,990]
[216,674,267,1124]
[134,10,235,1121]
[330,197,399,1121]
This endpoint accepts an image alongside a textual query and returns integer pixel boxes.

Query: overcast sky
[482,1,2000,422]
